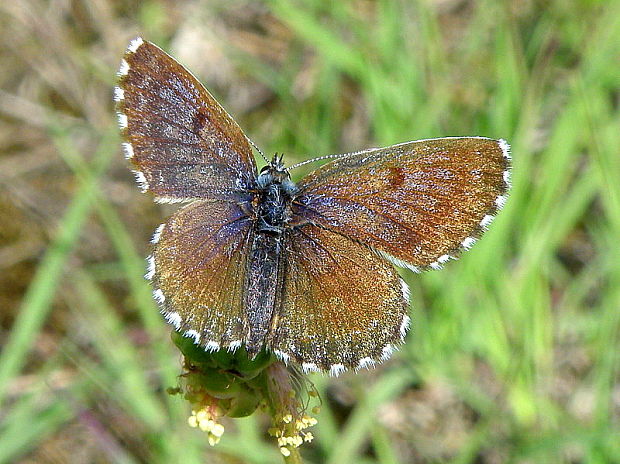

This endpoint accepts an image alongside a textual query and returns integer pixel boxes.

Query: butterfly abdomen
[244,232,285,357]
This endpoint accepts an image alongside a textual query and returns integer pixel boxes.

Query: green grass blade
[0,128,117,408]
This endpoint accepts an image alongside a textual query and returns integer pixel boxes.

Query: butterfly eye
[257,169,273,189]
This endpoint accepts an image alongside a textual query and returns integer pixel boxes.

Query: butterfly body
[115,38,511,375]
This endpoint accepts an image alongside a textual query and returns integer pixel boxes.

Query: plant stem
[283,447,303,464]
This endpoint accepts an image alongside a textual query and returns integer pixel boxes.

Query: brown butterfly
[114,38,511,376]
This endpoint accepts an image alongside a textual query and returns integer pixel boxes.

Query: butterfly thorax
[255,159,297,234]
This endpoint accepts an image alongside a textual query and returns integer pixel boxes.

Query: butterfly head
[270,153,286,172]
[257,153,297,195]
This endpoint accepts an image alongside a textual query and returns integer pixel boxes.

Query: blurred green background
[1,0,619,463]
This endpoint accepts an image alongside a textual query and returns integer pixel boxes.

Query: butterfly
[114,38,511,376]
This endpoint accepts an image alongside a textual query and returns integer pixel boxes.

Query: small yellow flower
[211,423,225,438]
[199,419,214,432]
[302,415,318,427]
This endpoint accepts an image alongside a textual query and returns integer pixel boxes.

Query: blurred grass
[0,0,619,463]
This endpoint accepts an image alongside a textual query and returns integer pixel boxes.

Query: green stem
[283,447,303,464]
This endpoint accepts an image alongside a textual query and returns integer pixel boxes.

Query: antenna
[248,137,269,164]
[286,153,348,172]
[286,144,383,171]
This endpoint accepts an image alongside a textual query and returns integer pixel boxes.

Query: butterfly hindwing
[150,199,254,351]
[268,224,410,374]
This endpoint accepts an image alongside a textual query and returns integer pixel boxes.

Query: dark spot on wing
[388,166,405,189]
[192,111,209,134]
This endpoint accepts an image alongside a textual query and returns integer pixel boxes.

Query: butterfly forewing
[269,224,409,374]
[115,38,257,202]
[150,199,254,350]
[292,137,510,271]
